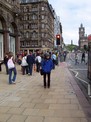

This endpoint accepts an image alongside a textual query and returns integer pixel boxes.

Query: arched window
[9,24,14,33]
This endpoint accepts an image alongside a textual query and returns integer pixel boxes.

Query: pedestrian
[75,53,79,65]
[63,51,66,61]
[0,60,4,72]
[35,53,42,72]
[26,51,35,75]
[81,52,85,63]
[3,53,9,74]
[21,53,28,75]
[41,53,53,88]
[7,52,17,84]
[51,52,56,69]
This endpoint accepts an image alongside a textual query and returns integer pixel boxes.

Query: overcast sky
[48,0,91,45]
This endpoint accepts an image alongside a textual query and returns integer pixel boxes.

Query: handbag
[40,69,44,75]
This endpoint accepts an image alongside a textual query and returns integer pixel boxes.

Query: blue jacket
[41,59,53,73]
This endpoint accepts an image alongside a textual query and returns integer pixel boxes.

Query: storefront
[0,16,20,60]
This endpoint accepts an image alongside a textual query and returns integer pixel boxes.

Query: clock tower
[79,23,85,39]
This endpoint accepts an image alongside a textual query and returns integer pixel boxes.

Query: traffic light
[56,34,60,45]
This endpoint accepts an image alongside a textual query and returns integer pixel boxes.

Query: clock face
[81,28,83,31]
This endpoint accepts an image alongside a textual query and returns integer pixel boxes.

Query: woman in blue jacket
[41,53,53,88]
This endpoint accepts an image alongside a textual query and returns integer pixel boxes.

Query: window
[24,24,28,29]
[24,15,28,20]
[42,7,44,11]
[32,31,36,38]
[32,14,37,20]
[23,6,27,12]
[41,15,45,19]
[31,24,37,29]
[26,32,29,38]
[42,24,45,28]
[42,33,44,37]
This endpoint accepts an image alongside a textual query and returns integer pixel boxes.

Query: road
[66,52,91,103]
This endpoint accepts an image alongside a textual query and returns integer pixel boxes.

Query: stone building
[0,0,20,60]
[78,23,88,49]
[54,11,63,47]
[19,0,54,53]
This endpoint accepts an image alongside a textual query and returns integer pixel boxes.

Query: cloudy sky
[48,0,91,45]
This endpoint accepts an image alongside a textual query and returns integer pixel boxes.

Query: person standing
[51,52,56,69]
[4,53,9,74]
[81,52,85,63]
[41,53,53,88]
[26,52,35,75]
[21,53,28,75]
[75,53,79,65]
[7,52,17,84]
[35,53,42,72]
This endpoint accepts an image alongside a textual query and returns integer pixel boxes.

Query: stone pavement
[0,63,91,122]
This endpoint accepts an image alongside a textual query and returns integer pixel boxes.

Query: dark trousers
[43,72,51,87]
[22,66,28,75]
[36,63,41,72]
[5,64,9,74]
[28,64,33,75]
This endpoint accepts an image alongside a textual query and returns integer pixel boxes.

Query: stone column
[4,30,10,55]
[15,34,20,54]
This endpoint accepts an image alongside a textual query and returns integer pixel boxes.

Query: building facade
[0,0,20,60]
[20,0,54,53]
[54,12,63,48]
[78,23,88,49]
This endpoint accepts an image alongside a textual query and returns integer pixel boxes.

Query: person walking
[7,52,17,84]
[41,53,53,88]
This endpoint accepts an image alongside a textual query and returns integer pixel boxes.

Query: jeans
[28,64,33,75]
[8,67,17,84]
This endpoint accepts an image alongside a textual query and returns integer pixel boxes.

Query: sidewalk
[0,63,91,122]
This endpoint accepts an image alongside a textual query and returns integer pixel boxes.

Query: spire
[81,23,83,27]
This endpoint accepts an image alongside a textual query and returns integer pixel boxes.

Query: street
[66,52,91,103]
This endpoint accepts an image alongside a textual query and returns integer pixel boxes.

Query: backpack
[21,56,28,66]
[7,57,15,69]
